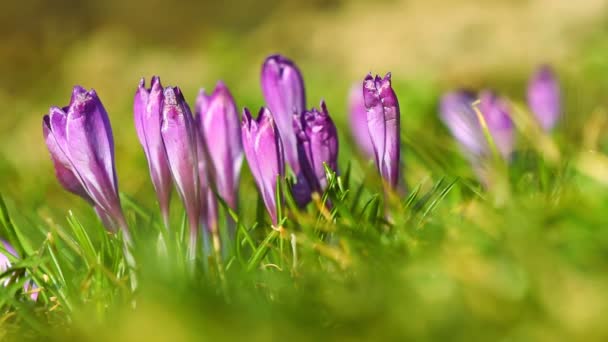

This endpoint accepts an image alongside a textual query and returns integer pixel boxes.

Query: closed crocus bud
[261,54,306,174]
[293,101,339,193]
[363,73,401,190]
[43,86,127,235]
[241,107,285,225]
[477,91,515,160]
[439,90,487,158]
[161,86,200,257]
[527,65,561,131]
[348,84,374,159]
[134,76,173,228]
[195,82,243,211]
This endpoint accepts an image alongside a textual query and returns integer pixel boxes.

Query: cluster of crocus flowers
[43,86,129,238]
[439,65,561,182]
[43,54,404,258]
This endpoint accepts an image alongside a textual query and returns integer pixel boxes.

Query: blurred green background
[3,1,608,340]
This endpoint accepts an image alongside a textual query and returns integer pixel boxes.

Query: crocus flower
[439,90,514,161]
[241,107,285,225]
[348,84,375,160]
[1,240,38,300]
[134,76,172,228]
[161,86,200,257]
[42,86,127,235]
[261,54,305,174]
[195,82,243,211]
[363,73,401,190]
[293,101,339,193]
[527,65,561,131]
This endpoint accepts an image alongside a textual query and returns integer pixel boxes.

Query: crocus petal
[478,91,515,160]
[348,84,375,159]
[294,101,339,192]
[134,76,172,225]
[363,73,401,189]
[242,107,285,225]
[261,54,306,174]
[43,112,92,203]
[63,86,125,229]
[527,65,561,131]
[196,82,243,210]
[161,86,200,233]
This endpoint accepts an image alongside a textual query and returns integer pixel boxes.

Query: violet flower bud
[363,73,401,190]
[161,86,200,256]
[261,54,306,174]
[439,90,514,162]
[241,107,285,225]
[348,84,374,160]
[134,76,173,228]
[42,86,127,234]
[477,91,515,160]
[293,101,339,193]
[195,82,243,211]
[527,65,561,131]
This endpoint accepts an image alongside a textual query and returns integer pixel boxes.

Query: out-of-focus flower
[477,91,515,160]
[363,73,401,190]
[42,86,128,235]
[527,65,561,131]
[439,90,514,162]
[348,84,374,159]
[241,107,285,225]
[161,86,200,257]
[293,101,339,193]
[195,82,243,211]
[261,54,305,174]
[1,240,38,301]
[134,76,172,228]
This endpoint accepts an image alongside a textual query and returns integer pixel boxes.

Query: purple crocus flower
[293,101,339,193]
[195,82,243,211]
[261,54,305,175]
[477,91,515,160]
[42,86,128,235]
[439,90,514,161]
[241,107,285,225]
[1,240,38,300]
[161,86,200,257]
[134,76,173,228]
[363,73,401,190]
[527,65,561,131]
[348,84,375,160]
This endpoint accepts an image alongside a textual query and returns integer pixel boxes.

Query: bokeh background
[4,0,608,340]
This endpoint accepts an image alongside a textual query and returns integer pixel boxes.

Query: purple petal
[134,76,172,224]
[196,81,243,210]
[43,112,92,203]
[348,84,375,159]
[363,73,401,189]
[241,107,285,224]
[527,65,561,131]
[261,54,306,174]
[64,87,124,227]
[161,86,200,230]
